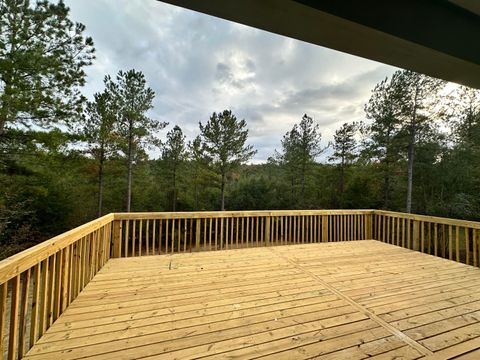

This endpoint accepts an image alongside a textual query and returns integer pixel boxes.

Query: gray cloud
[66,0,399,161]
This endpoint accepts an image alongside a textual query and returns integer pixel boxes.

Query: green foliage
[104,69,166,211]
[363,76,403,209]
[0,0,95,135]
[277,114,323,208]
[162,125,186,211]
[329,122,358,205]
[2,2,480,260]
[392,70,446,212]
[199,110,256,210]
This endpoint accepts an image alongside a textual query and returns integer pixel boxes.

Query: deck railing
[110,210,373,257]
[0,214,113,360]
[1,208,480,359]
[374,210,480,267]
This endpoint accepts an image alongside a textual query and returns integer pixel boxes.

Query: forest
[1,1,480,258]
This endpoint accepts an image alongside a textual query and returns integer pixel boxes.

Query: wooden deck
[24,240,480,359]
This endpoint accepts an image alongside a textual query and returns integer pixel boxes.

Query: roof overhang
[159,0,480,88]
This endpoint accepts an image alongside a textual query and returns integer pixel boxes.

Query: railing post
[413,220,420,251]
[265,217,271,246]
[322,215,328,242]
[112,220,122,258]
[366,213,373,240]
[195,219,201,252]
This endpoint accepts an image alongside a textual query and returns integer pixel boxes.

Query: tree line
[1,1,479,257]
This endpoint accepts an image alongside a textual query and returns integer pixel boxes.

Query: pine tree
[329,122,358,204]
[451,86,480,146]
[188,135,207,210]
[0,0,95,138]
[199,110,256,210]
[82,87,117,217]
[364,76,402,209]
[279,114,322,208]
[393,70,445,213]
[105,69,166,212]
[162,125,186,211]
[278,127,301,208]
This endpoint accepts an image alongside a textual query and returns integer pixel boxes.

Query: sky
[65,0,400,162]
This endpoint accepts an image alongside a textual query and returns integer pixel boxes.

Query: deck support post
[321,215,328,242]
[413,220,420,251]
[265,217,271,246]
[366,213,373,240]
[112,220,122,258]
[195,219,201,252]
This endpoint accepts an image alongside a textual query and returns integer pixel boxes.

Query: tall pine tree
[162,125,186,211]
[0,0,95,137]
[199,110,256,210]
[330,122,358,205]
[82,87,117,217]
[105,69,166,212]
[394,70,445,213]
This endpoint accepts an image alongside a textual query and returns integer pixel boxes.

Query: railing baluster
[146,219,150,256]
[8,275,20,360]
[30,264,41,347]
[18,269,30,358]
[0,282,7,356]
[124,220,130,257]
[474,228,478,267]
[152,219,156,255]
[139,219,143,256]
[466,227,470,265]
[189,218,193,252]
[456,226,460,262]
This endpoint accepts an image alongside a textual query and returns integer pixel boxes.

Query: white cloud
[65,0,399,161]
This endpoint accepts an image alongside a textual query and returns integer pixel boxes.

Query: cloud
[65,0,399,161]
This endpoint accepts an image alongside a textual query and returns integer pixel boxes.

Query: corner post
[195,219,201,252]
[366,213,373,240]
[413,220,420,251]
[112,220,122,258]
[265,217,271,246]
[321,215,328,242]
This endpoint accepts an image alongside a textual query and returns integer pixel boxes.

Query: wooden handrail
[0,213,114,359]
[375,210,480,229]
[0,214,114,285]
[373,211,480,267]
[113,209,375,220]
[111,210,374,258]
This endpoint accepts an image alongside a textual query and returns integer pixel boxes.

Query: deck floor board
[25,240,480,359]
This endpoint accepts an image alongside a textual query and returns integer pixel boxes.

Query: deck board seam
[268,247,435,357]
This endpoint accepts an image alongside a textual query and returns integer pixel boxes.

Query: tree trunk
[0,106,7,140]
[406,87,418,214]
[339,156,345,195]
[126,121,133,212]
[301,165,305,208]
[383,173,390,209]
[383,156,390,209]
[194,181,199,211]
[172,166,176,212]
[0,40,14,141]
[97,147,105,218]
[220,172,226,211]
[406,139,414,213]
[291,176,295,208]
[0,83,12,141]
[194,167,199,211]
